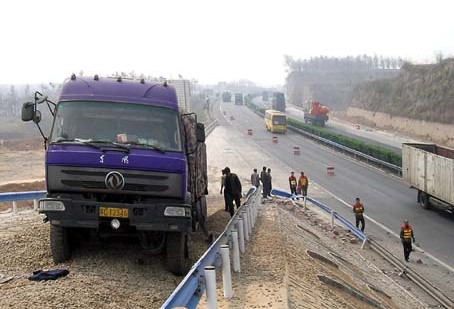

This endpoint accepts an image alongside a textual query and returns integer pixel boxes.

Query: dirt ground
[198,197,427,309]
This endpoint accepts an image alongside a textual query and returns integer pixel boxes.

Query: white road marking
[323,186,454,273]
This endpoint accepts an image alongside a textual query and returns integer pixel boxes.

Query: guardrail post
[361,238,367,250]
[253,200,257,224]
[33,199,38,211]
[247,205,253,234]
[242,211,249,242]
[331,209,335,229]
[12,201,17,214]
[231,230,241,272]
[237,218,245,253]
[204,266,218,309]
[303,196,307,211]
[220,245,233,299]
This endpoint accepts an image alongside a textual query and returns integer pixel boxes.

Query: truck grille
[48,166,182,198]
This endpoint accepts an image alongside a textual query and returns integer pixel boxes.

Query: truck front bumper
[39,198,192,232]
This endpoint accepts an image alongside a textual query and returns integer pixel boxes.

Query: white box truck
[169,79,191,112]
[402,143,454,213]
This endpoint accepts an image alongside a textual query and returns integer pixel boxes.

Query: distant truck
[222,91,231,102]
[303,101,329,127]
[169,79,191,112]
[262,91,269,101]
[234,93,244,105]
[402,143,454,213]
[271,92,285,112]
[21,75,210,275]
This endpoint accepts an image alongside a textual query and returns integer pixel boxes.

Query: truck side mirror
[21,102,35,122]
[196,123,205,143]
[33,110,42,124]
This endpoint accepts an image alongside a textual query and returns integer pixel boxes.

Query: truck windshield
[50,101,182,152]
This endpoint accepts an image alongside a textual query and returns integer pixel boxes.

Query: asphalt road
[213,101,454,267]
[254,98,417,153]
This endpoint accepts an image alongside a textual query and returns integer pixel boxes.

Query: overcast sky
[1,0,453,86]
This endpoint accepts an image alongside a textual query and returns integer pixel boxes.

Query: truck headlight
[164,206,190,217]
[39,200,65,211]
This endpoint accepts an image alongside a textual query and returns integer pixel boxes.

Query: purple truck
[21,75,209,275]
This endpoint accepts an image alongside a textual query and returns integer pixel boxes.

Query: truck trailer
[402,143,454,213]
[168,79,192,112]
[222,91,231,102]
[271,92,285,112]
[21,75,210,275]
[234,93,244,105]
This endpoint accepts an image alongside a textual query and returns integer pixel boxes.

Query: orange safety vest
[298,176,308,187]
[402,225,413,240]
[289,176,297,187]
[353,202,364,216]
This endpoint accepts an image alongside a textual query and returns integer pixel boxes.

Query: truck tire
[50,224,71,264]
[419,192,431,209]
[166,232,191,275]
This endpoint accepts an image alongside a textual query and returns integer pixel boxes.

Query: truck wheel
[419,192,431,209]
[166,232,191,275]
[50,224,71,264]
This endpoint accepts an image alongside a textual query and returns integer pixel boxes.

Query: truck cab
[21,75,209,275]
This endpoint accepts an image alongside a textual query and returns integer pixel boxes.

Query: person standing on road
[400,219,416,262]
[220,169,228,211]
[251,168,260,188]
[297,171,309,196]
[352,197,365,232]
[289,171,297,195]
[266,168,272,197]
[260,166,267,198]
[223,167,242,217]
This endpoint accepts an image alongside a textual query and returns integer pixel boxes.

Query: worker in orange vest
[352,198,365,232]
[297,172,309,196]
[289,171,297,195]
[400,219,416,262]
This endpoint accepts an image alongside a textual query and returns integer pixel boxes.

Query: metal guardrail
[246,105,402,175]
[161,186,260,309]
[0,191,46,213]
[271,189,367,242]
[0,191,46,203]
[272,189,454,308]
[287,125,402,174]
[205,119,218,136]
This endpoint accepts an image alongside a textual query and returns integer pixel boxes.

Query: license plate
[99,207,129,218]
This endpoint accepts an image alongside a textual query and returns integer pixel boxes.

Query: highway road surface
[255,98,418,153]
[213,100,454,268]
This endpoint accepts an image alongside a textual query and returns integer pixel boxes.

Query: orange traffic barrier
[247,129,253,136]
[293,146,300,155]
[326,166,335,175]
[272,136,278,143]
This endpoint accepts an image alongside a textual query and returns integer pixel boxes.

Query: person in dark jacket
[265,168,272,198]
[223,167,242,217]
[251,168,260,188]
[259,166,267,198]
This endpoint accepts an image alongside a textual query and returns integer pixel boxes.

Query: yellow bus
[264,109,287,133]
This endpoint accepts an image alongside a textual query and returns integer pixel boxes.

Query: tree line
[284,54,404,73]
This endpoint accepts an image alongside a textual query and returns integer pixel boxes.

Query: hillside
[350,58,454,124]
